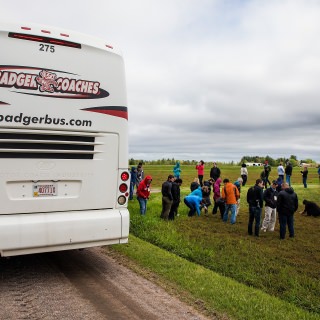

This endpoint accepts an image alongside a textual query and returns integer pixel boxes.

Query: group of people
[160,175,183,220]
[131,160,319,240]
[259,160,309,189]
[246,179,299,239]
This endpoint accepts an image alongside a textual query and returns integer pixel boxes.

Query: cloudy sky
[2,0,320,163]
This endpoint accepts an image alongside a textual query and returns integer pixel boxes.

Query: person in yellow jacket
[222,178,240,224]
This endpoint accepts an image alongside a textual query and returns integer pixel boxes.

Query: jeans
[265,175,271,187]
[137,197,148,215]
[303,177,307,188]
[129,182,135,200]
[223,204,237,224]
[286,175,291,186]
[184,198,196,216]
[279,214,294,239]
[248,206,262,236]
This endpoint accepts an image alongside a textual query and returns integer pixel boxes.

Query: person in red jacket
[195,160,205,186]
[136,175,152,215]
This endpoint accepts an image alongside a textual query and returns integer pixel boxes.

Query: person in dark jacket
[160,175,175,220]
[129,166,137,200]
[276,182,298,239]
[263,160,271,188]
[275,176,283,193]
[285,162,293,186]
[261,180,278,232]
[200,185,211,215]
[247,179,264,236]
[210,162,221,181]
[300,200,320,217]
[169,178,182,220]
[300,166,308,188]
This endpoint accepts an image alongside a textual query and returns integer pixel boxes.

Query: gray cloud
[2,0,320,162]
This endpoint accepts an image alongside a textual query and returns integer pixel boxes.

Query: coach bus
[0,22,130,256]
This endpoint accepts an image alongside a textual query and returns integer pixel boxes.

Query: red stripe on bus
[85,109,128,120]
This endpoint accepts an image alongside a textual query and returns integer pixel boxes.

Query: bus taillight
[121,172,129,181]
[119,183,128,193]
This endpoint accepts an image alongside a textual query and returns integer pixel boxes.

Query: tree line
[129,155,317,166]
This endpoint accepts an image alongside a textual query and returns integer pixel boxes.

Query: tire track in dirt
[0,248,210,320]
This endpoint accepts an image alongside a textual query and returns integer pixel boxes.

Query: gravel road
[0,247,212,320]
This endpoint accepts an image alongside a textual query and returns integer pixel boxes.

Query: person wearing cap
[160,174,175,220]
[261,180,279,232]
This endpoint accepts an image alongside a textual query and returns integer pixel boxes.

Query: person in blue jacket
[189,185,202,198]
[173,161,181,179]
[184,186,202,217]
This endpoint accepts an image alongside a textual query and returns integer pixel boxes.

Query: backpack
[246,186,255,205]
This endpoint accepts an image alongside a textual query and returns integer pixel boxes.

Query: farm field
[114,164,320,320]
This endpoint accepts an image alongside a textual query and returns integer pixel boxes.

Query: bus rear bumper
[0,209,129,257]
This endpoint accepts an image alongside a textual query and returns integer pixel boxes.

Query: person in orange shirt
[222,178,240,224]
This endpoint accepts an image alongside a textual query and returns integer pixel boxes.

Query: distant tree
[301,158,314,164]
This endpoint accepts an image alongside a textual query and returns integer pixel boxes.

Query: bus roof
[0,21,122,55]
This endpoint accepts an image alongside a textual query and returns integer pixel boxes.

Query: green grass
[113,236,319,320]
[112,164,320,319]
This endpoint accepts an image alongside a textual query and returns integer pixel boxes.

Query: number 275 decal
[39,44,55,53]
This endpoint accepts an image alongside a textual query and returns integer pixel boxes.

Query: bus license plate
[33,183,57,197]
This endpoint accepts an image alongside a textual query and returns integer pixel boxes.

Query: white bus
[0,22,130,257]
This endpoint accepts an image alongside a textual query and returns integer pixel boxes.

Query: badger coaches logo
[0,65,109,99]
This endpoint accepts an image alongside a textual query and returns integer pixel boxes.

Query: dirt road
[0,247,211,320]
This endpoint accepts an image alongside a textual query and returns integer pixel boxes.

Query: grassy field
[112,164,320,320]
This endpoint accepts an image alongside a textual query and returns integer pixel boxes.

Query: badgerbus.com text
[0,113,92,127]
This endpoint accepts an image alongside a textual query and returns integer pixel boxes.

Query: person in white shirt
[277,163,285,182]
[240,163,248,186]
